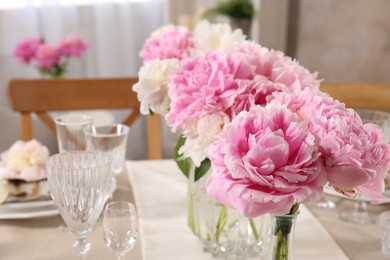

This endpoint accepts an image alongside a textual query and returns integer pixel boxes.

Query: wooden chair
[7,78,162,160]
[320,83,390,110]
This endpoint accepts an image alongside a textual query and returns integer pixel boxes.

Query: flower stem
[272,204,300,260]
[249,218,259,242]
[215,205,227,242]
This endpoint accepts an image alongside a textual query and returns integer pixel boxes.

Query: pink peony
[140,25,194,63]
[166,51,245,133]
[322,116,390,204]
[235,42,321,91]
[58,34,89,57]
[35,44,61,70]
[167,42,321,135]
[206,103,327,218]
[13,37,42,64]
[273,88,390,204]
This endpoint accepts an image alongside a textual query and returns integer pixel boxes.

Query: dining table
[0,159,389,260]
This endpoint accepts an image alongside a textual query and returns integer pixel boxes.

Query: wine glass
[103,201,138,260]
[339,194,377,224]
[338,109,390,224]
[46,151,113,255]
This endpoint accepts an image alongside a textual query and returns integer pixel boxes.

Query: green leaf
[173,135,191,178]
[288,203,299,215]
[194,158,211,182]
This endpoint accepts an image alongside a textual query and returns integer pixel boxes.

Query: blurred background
[1,0,390,159]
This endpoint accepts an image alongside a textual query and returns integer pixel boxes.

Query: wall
[294,0,390,82]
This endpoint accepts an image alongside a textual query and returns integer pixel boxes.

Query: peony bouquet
[14,34,88,78]
[134,19,390,203]
[134,20,390,258]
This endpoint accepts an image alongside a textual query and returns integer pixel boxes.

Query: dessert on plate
[0,139,50,204]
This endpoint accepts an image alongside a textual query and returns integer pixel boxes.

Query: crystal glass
[338,109,390,224]
[46,151,112,255]
[55,114,93,153]
[84,124,129,175]
[103,201,138,260]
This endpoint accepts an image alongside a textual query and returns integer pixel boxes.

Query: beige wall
[295,0,390,82]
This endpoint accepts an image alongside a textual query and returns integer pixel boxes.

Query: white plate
[0,177,117,220]
[0,199,59,219]
[0,208,59,219]
[0,200,54,210]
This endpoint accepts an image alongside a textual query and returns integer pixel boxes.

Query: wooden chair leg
[20,113,33,141]
[147,115,162,160]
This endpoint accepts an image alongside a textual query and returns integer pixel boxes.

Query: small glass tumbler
[380,211,390,257]
[55,114,93,153]
[84,124,129,174]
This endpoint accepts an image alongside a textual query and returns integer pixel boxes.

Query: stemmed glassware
[103,201,138,260]
[46,151,113,255]
[313,195,336,210]
[338,109,390,224]
[339,193,377,224]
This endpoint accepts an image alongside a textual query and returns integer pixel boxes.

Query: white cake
[0,139,50,204]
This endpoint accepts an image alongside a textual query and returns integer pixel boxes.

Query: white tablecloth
[127,160,349,260]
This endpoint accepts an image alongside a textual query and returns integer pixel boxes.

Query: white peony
[179,112,230,166]
[1,139,49,172]
[133,59,181,115]
[192,20,247,56]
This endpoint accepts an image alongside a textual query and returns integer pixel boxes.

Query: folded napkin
[127,160,349,260]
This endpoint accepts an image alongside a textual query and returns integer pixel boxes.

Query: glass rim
[105,201,135,211]
[54,114,93,126]
[84,124,130,137]
[46,151,112,170]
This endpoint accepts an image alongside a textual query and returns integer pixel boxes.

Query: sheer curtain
[0,0,167,158]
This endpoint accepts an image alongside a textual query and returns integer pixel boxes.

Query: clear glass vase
[187,165,269,258]
[268,212,299,260]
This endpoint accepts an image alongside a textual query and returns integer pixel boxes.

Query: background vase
[187,164,269,258]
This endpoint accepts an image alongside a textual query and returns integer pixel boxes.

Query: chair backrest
[320,83,390,110]
[7,78,162,160]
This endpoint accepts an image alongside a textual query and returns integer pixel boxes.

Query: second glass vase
[187,165,269,258]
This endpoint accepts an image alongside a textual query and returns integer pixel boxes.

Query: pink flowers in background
[59,34,89,57]
[13,37,42,65]
[14,34,88,78]
[35,44,60,70]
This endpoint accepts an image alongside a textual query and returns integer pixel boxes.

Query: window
[0,0,146,10]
